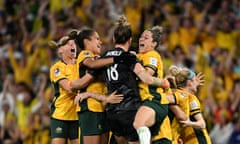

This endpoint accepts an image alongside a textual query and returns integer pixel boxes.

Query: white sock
[137,126,151,144]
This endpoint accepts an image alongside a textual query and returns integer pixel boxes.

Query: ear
[83,39,90,46]
[128,38,132,45]
[57,50,62,58]
[112,37,116,43]
[152,41,157,48]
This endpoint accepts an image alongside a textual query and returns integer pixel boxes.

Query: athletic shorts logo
[56,127,63,133]
[98,124,102,130]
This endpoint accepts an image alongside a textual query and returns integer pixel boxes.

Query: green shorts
[78,110,109,136]
[50,118,78,139]
[142,100,168,136]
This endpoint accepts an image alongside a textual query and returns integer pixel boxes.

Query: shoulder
[77,50,95,63]
[50,61,65,72]
[189,95,200,110]
[50,61,67,81]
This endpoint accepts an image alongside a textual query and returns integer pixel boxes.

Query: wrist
[68,81,73,90]
[160,79,169,89]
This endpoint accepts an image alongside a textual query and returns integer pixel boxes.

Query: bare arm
[179,113,206,129]
[74,91,123,104]
[83,57,114,69]
[133,63,169,88]
[169,105,188,121]
[59,73,93,91]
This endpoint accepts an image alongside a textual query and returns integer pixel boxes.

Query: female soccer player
[133,26,172,144]
[167,65,211,144]
[100,15,169,144]
[70,28,125,144]
[49,36,80,144]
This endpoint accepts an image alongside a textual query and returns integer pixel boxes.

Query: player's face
[190,76,198,93]
[139,30,154,53]
[88,32,102,55]
[59,37,77,59]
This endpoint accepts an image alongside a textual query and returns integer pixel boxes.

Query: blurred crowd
[0,0,240,144]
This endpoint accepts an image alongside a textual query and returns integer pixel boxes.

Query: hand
[74,92,90,104]
[106,91,124,104]
[194,72,205,87]
[179,118,191,127]
[160,78,170,89]
[177,137,184,144]
[113,52,137,64]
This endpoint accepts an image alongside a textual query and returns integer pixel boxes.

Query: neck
[62,56,75,64]
[115,44,129,52]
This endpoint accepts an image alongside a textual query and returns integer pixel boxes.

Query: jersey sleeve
[77,50,95,64]
[141,51,159,71]
[173,92,180,105]
[50,62,67,83]
[189,95,201,116]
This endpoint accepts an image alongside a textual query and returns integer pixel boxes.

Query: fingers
[161,78,170,89]
[196,72,204,80]
[74,96,79,105]
[74,94,84,104]
[111,91,117,95]
[107,94,124,104]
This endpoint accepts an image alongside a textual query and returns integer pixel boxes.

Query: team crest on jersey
[180,93,185,98]
[84,52,90,57]
[54,68,60,76]
[55,127,63,133]
[149,57,157,67]
[190,100,198,109]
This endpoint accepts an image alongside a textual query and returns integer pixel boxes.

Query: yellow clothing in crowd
[8,47,39,87]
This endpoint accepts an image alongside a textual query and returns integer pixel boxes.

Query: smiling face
[85,32,102,55]
[138,30,155,53]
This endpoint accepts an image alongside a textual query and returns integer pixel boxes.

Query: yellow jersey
[180,95,212,144]
[50,60,78,120]
[77,50,106,112]
[169,89,190,144]
[152,116,172,142]
[137,50,168,104]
